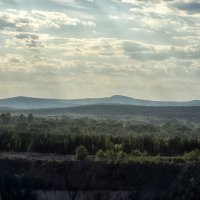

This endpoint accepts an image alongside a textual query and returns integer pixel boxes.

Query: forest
[0,113,200,162]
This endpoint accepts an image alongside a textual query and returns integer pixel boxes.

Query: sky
[0,0,200,100]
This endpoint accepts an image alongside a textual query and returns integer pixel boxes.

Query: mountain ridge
[0,95,200,109]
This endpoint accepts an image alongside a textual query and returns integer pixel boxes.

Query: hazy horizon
[0,94,199,102]
[0,0,200,101]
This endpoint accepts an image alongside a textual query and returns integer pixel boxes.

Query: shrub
[183,149,200,161]
[131,149,148,157]
[105,149,115,160]
[117,150,127,161]
[95,149,106,161]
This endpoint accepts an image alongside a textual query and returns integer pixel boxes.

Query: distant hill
[0,95,200,109]
[1,104,200,123]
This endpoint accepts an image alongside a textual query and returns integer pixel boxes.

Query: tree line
[0,113,200,156]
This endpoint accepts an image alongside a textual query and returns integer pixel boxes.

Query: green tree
[27,114,34,123]
[95,149,106,161]
[75,145,88,160]
[27,139,33,152]
[117,150,127,161]
[0,113,11,124]
[19,114,25,122]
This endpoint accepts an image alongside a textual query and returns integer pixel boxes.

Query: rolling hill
[1,104,200,123]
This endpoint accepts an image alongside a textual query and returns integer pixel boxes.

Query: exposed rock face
[0,156,200,199]
[34,190,134,200]
[34,191,67,200]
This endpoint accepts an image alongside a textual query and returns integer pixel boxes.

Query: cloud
[124,41,200,61]
[0,0,200,100]
[0,9,96,32]
[0,17,16,30]
[173,0,200,14]
[15,33,39,40]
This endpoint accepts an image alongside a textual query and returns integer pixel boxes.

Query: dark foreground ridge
[0,152,200,200]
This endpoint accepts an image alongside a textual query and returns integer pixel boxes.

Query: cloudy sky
[0,0,200,100]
